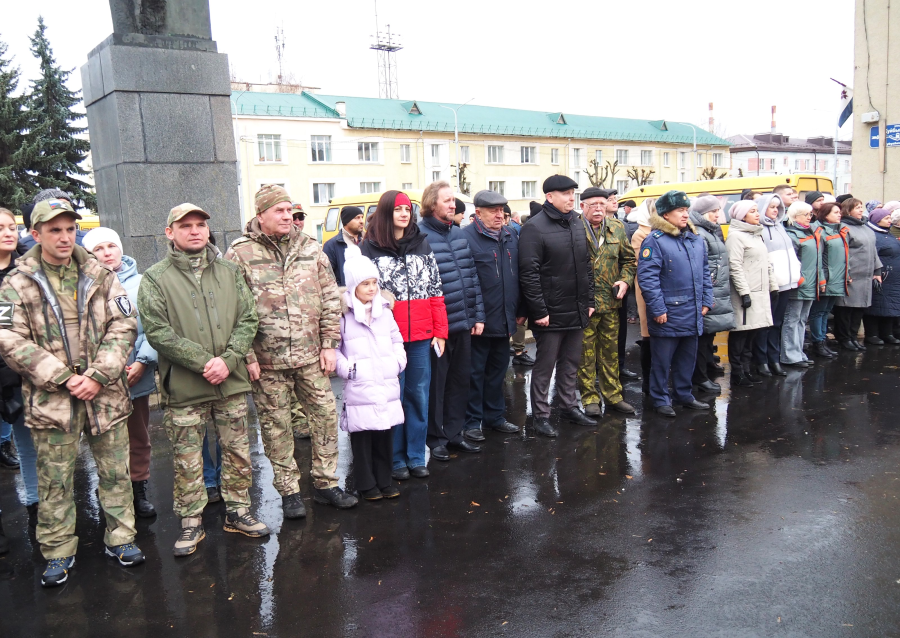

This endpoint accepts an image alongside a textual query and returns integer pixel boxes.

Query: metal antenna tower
[370,2,402,99]
[275,24,286,84]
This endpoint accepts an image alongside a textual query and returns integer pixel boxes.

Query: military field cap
[31,198,82,225]
[256,184,292,214]
[473,190,508,208]
[292,202,304,212]
[167,203,210,226]
[542,175,579,194]
[656,190,692,216]
[580,187,607,201]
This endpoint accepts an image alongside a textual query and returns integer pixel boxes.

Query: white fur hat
[82,227,123,254]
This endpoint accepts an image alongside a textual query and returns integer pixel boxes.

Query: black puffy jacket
[518,202,594,330]
[419,216,485,334]
[462,219,522,337]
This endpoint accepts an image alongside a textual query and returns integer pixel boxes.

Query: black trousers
[466,336,510,431]
[863,314,895,340]
[350,429,393,492]
[753,292,789,365]
[833,306,865,342]
[531,329,583,419]
[618,303,628,370]
[729,328,759,373]
[693,332,716,384]
[427,330,472,448]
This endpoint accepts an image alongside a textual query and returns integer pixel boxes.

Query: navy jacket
[637,214,714,338]
[866,226,900,317]
[462,218,522,337]
[419,216,485,334]
[323,231,357,287]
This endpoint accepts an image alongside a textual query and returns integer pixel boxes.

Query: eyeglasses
[582,202,605,209]
[293,213,306,221]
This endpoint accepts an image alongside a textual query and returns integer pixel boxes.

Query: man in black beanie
[323,206,365,286]
[453,198,466,227]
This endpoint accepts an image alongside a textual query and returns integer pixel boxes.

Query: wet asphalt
[2,327,900,637]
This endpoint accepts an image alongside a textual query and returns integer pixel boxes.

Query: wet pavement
[3,328,900,637]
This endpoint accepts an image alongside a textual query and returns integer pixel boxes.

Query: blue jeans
[6,389,39,505]
[202,429,222,489]
[809,297,838,343]
[395,340,431,471]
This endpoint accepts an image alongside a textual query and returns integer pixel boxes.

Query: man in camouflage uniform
[577,187,637,416]
[225,185,357,514]
[138,204,270,557]
[0,198,143,587]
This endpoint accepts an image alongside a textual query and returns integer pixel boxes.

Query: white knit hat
[342,244,382,321]
[82,227,123,254]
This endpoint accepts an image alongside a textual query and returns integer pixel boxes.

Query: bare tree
[626,167,655,186]
[583,159,619,188]
[456,162,471,195]
[699,167,728,180]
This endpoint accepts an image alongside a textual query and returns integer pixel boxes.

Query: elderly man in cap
[292,203,306,232]
[226,185,356,512]
[139,203,271,557]
[0,198,143,586]
[518,175,596,436]
[324,206,365,287]
[577,187,637,417]
[637,191,713,416]
[461,189,524,442]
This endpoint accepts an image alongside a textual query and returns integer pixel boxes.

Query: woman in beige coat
[631,198,656,393]
[725,200,779,387]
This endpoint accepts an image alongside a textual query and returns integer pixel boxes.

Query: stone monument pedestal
[81,34,242,265]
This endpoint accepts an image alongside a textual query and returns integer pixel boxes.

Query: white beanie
[83,227,123,254]
[342,244,383,321]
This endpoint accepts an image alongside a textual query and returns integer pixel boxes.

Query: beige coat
[631,223,651,338]
[726,219,779,331]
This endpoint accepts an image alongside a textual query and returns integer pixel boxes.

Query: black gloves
[741,294,752,308]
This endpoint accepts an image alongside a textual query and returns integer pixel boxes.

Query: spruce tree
[0,35,30,209]
[21,17,95,210]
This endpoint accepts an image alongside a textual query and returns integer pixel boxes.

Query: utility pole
[370,2,402,99]
[439,99,473,192]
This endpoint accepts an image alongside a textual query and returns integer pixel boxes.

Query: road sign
[870,124,900,148]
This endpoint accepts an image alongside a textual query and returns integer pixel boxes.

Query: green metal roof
[230,91,730,146]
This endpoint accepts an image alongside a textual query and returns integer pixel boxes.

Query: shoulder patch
[640,247,653,261]
[652,230,664,238]
[113,295,134,317]
[0,302,13,327]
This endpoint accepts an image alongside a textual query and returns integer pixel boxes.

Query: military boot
[132,480,156,518]
[224,508,271,537]
[174,517,205,557]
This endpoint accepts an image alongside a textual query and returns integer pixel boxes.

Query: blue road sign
[870,124,900,148]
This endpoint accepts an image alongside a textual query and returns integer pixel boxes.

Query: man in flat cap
[518,175,596,437]
[0,198,143,586]
[139,203,271,557]
[461,189,524,442]
[226,185,357,513]
[324,206,365,287]
[577,187,637,417]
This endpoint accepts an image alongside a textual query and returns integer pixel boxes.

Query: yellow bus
[320,190,474,244]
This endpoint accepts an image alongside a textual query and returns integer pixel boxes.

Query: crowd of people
[0,178,897,588]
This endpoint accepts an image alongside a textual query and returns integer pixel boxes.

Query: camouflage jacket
[225,219,341,370]
[0,245,137,434]
[584,217,637,313]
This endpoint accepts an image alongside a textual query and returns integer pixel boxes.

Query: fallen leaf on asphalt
[369,537,374,542]
[625,475,633,479]
[648,538,653,542]
[598,472,607,475]
[502,621,508,626]
[228,593,234,600]
[471,501,480,507]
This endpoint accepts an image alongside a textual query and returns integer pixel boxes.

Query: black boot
[639,339,652,394]
[730,371,755,387]
[27,503,38,529]
[743,364,763,384]
[0,441,19,469]
[132,480,156,518]
[0,514,8,555]
[813,341,835,358]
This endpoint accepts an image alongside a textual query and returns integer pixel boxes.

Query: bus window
[720,193,742,220]
[366,205,377,226]
[325,207,339,232]
[413,203,421,223]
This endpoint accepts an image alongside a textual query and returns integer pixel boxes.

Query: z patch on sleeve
[0,302,13,327]
[113,295,134,317]
[640,247,653,261]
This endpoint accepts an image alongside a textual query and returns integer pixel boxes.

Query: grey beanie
[691,195,721,216]
[34,188,73,203]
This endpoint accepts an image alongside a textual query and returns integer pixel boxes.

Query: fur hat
[656,190,691,216]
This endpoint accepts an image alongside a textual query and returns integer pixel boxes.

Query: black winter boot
[132,480,157,518]
[0,514,8,554]
[639,339,652,394]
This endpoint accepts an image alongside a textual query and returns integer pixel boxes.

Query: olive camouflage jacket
[584,216,637,313]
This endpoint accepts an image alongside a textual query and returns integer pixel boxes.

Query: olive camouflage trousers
[578,310,624,406]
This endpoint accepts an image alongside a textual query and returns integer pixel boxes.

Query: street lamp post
[682,122,700,181]
[439,99,473,192]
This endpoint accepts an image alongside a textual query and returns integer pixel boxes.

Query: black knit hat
[835,193,853,204]
[529,201,542,215]
[805,191,824,205]
[340,206,364,226]
[455,198,466,214]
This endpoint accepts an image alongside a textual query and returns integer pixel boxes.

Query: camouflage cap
[292,202,304,212]
[167,203,210,227]
[31,198,82,225]
[256,184,292,214]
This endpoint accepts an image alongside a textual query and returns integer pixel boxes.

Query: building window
[616,179,630,193]
[573,148,583,168]
[400,144,411,163]
[522,181,537,198]
[432,171,441,182]
[640,150,652,166]
[312,183,334,204]
[257,134,282,163]
[489,180,505,195]
[663,152,670,167]
[680,171,686,181]
[784,157,789,166]
[680,151,687,167]
[310,135,331,162]
[360,182,381,194]
[616,149,629,165]
[595,149,603,164]
[713,152,724,167]
[697,153,706,167]
[551,148,560,165]
[430,144,441,167]
[460,146,470,163]
[487,145,504,164]
[358,142,379,162]
[401,182,413,190]
[805,159,811,170]
[821,160,828,171]
[521,146,536,164]
[845,159,850,171]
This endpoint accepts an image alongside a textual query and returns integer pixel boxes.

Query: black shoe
[463,428,485,442]
[448,440,482,453]
[680,399,710,410]
[813,342,835,358]
[769,362,787,376]
[884,335,900,345]
[490,421,520,433]
[392,467,411,481]
[856,341,867,351]
[655,405,676,417]
[560,408,596,427]
[620,369,639,379]
[532,418,558,437]
[381,485,400,498]
[756,364,773,377]
[409,466,429,478]
[132,480,156,518]
[313,487,358,509]
[430,445,451,461]
[511,352,535,366]
[696,380,721,394]
[206,486,221,504]
[0,441,19,469]
[783,360,811,368]
[282,492,307,519]
[41,556,75,587]
[27,503,38,529]
[865,336,885,345]
[745,370,763,384]
[707,362,725,377]
[639,339,652,393]
[824,342,839,355]
[360,487,383,501]
[731,374,755,387]
[0,515,8,555]
[841,340,861,351]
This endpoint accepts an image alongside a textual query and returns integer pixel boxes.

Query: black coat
[517,202,594,330]
[866,228,900,317]
[0,252,23,423]
[462,219,522,337]
[323,231,354,287]
[419,216,485,334]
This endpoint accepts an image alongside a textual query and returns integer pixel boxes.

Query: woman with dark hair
[361,191,448,480]
[833,198,882,350]
[862,209,900,344]
[808,202,849,357]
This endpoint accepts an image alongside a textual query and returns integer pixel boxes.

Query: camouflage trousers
[32,419,137,559]
[291,395,309,437]
[164,393,252,518]
[578,310,623,406]
[253,363,338,491]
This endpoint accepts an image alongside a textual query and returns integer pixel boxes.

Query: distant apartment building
[231,86,731,239]
[727,133,852,194]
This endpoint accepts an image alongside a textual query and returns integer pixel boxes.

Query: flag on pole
[838,86,853,128]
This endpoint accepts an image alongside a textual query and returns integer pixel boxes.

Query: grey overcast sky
[3,0,855,140]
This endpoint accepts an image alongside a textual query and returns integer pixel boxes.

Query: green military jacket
[584,216,637,313]
[138,243,258,408]
[224,219,340,371]
[0,245,137,434]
